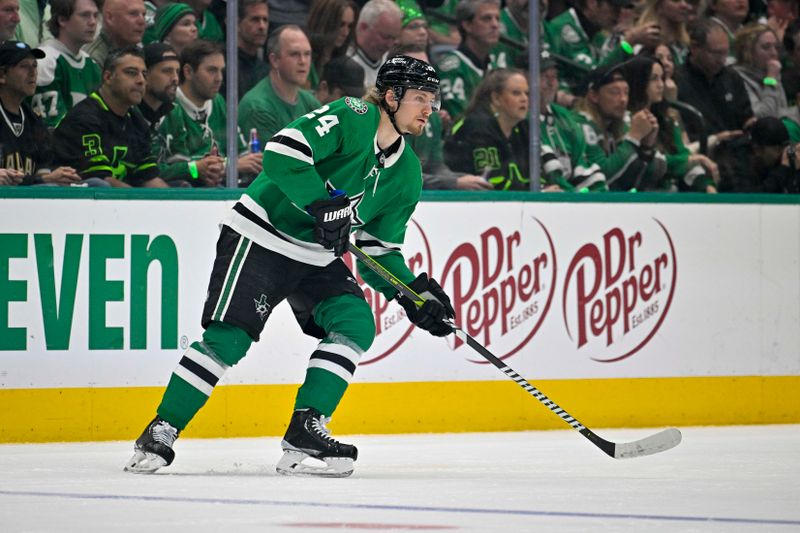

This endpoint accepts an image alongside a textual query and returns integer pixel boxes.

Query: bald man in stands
[84,0,147,65]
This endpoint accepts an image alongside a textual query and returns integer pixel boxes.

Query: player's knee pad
[314,294,375,352]
[201,321,253,367]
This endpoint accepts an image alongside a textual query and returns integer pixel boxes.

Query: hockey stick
[349,242,682,459]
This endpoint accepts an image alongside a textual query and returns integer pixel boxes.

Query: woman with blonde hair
[638,0,693,63]
[305,0,358,89]
[733,23,789,118]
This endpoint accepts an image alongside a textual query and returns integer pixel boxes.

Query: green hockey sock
[294,367,349,417]
[156,323,252,430]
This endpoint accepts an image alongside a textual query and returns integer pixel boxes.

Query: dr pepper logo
[440,218,557,362]
[562,219,677,362]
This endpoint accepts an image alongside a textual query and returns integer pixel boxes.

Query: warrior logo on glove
[306,193,353,257]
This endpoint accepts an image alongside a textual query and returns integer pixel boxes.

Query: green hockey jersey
[436,47,487,119]
[573,110,667,191]
[540,103,607,191]
[157,89,245,182]
[547,8,632,89]
[224,97,423,296]
[239,77,321,144]
[32,39,101,129]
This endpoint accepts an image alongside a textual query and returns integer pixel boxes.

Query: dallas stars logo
[344,97,368,115]
[253,294,271,321]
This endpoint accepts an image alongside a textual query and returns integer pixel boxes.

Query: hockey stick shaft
[349,242,681,459]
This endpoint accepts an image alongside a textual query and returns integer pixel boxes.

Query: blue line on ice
[1,489,797,527]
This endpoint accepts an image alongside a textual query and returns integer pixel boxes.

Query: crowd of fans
[0,0,798,193]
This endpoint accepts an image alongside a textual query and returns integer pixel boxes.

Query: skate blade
[275,450,354,478]
[124,450,168,474]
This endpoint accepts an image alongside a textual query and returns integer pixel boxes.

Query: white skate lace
[310,415,336,443]
[152,420,178,447]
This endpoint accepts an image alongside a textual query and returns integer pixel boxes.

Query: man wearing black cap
[0,41,83,186]
[573,63,666,191]
[139,43,180,169]
[52,46,168,187]
[716,116,800,193]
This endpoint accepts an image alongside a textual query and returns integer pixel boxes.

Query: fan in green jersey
[125,55,456,478]
[33,0,101,129]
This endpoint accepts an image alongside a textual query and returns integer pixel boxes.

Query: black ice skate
[124,416,180,474]
[276,408,358,478]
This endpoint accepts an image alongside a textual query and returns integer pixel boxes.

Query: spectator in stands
[314,55,364,104]
[85,0,147,67]
[33,0,101,130]
[638,0,693,64]
[148,3,198,56]
[654,43,679,100]
[444,68,531,190]
[158,40,262,187]
[348,0,402,90]
[220,0,269,101]
[674,18,754,147]
[548,0,661,92]
[0,41,83,186]
[184,0,223,42]
[733,23,788,118]
[53,46,168,187]
[397,3,429,49]
[716,116,799,192]
[0,0,20,43]
[239,25,320,142]
[705,0,751,61]
[763,0,797,42]
[437,0,500,119]
[624,54,719,191]
[395,45,491,190]
[490,0,527,69]
[573,63,667,190]
[306,0,356,90]
[539,51,607,191]
[139,43,179,168]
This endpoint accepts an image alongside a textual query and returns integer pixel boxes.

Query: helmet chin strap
[381,88,410,136]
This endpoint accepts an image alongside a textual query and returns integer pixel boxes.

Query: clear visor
[400,88,441,112]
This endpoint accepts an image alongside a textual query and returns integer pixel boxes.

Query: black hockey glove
[306,194,352,257]
[397,273,456,337]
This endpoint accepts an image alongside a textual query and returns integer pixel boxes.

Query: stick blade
[613,428,682,459]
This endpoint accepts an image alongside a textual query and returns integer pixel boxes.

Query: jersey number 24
[304,105,340,137]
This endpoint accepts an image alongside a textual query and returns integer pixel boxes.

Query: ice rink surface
[1,425,798,532]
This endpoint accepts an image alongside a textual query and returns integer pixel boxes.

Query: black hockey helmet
[376,55,440,102]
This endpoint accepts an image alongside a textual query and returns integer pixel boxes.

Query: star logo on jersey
[349,191,365,226]
[345,97,368,115]
[254,294,271,321]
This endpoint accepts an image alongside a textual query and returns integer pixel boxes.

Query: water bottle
[248,128,261,153]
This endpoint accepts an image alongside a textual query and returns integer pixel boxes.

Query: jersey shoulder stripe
[266,128,313,164]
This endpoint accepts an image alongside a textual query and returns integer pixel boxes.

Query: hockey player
[125,55,455,478]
